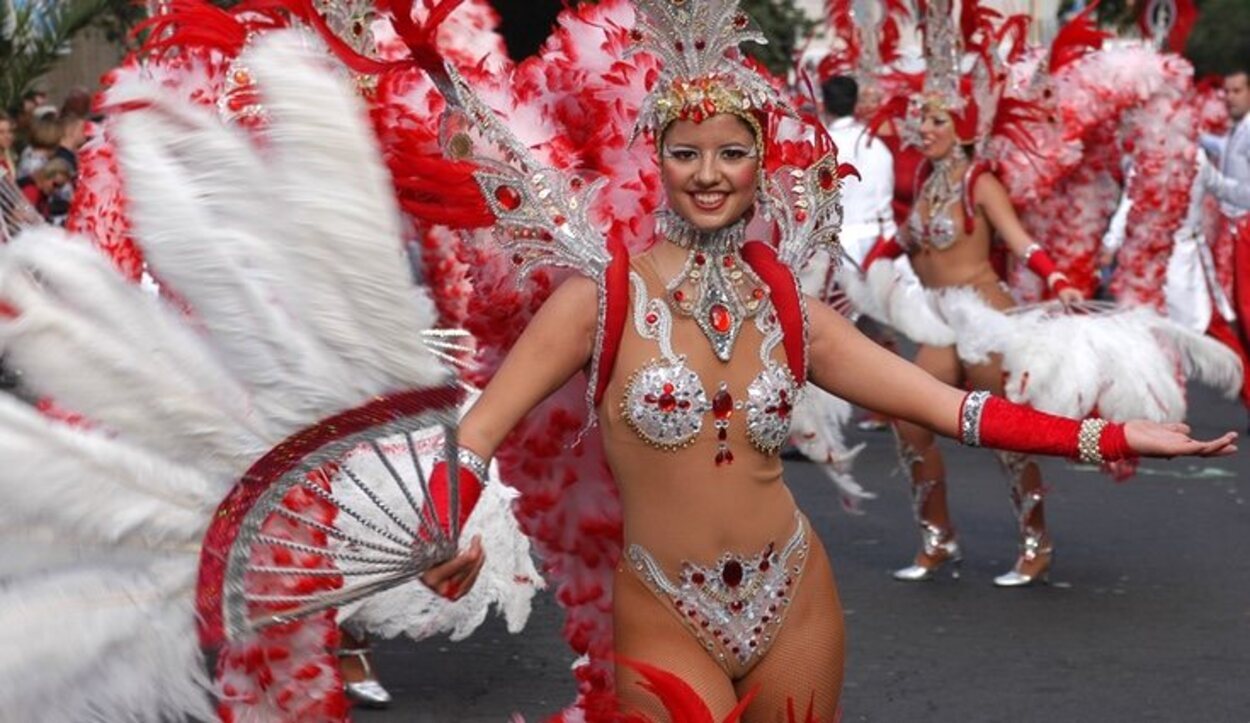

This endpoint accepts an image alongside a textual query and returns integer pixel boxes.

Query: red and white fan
[0,30,538,723]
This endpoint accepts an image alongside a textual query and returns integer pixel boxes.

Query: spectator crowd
[1,86,94,230]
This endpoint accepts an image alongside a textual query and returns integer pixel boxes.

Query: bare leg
[736,538,845,722]
[893,344,964,581]
[614,565,740,719]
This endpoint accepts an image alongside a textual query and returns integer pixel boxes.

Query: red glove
[959,391,1133,463]
[861,236,905,272]
[427,451,485,537]
[1023,244,1072,293]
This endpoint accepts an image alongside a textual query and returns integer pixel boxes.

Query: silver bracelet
[1077,418,1109,465]
[960,391,991,447]
[437,447,490,479]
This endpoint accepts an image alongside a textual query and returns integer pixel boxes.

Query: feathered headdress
[898,0,1041,155]
[627,0,795,151]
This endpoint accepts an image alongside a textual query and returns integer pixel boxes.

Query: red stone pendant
[709,304,732,334]
[494,185,522,211]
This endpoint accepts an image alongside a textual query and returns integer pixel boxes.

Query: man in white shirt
[801,75,897,431]
[1200,67,1250,396]
[800,75,897,297]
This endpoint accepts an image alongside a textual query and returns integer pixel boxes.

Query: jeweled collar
[656,209,748,253]
[656,209,764,362]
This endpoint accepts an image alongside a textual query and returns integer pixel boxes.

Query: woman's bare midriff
[597,251,801,571]
[908,206,1016,312]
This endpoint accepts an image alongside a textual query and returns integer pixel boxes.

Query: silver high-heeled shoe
[893,539,964,581]
[993,476,1052,588]
[339,648,393,709]
[893,478,963,582]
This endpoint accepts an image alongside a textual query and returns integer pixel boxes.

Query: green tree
[570,0,817,75]
[1185,0,1250,77]
[740,0,818,76]
[0,0,117,110]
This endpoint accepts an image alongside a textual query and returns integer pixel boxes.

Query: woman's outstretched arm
[805,297,1237,458]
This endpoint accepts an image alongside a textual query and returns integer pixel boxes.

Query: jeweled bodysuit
[600,219,812,678]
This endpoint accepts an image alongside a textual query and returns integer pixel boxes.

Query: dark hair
[821,75,859,118]
[1228,67,1250,83]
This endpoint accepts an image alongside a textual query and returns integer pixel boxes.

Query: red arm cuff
[427,455,485,536]
[1025,245,1065,283]
[862,236,905,271]
[960,392,1134,464]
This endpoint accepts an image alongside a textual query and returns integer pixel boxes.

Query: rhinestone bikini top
[621,269,800,466]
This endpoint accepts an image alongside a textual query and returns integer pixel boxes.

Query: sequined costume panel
[626,513,810,678]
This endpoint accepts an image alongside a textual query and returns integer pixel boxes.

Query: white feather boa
[839,263,1241,422]
[935,292,1242,421]
[787,385,871,513]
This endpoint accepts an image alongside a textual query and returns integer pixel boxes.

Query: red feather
[136,0,284,57]
[878,18,902,65]
[1049,2,1109,74]
[615,658,759,723]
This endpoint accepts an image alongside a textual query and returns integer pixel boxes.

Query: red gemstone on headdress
[630,29,643,42]
[722,561,744,588]
[752,287,765,300]
[495,185,522,211]
[713,388,733,418]
[694,39,706,51]
[552,214,567,226]
[709,304,732,333]
[733,13,749,28]
[694,253,706,265]
[723,255,735,267]
[675,40,684,52]
[511,254,524,265]
[818,167,836,191]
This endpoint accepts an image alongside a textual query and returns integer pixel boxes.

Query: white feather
[332,431,543,641]
[0,233,271,474]
[845,261,958,347]
[0,559,211,723]
[244,32,447,390]
[108,94,368,430]
[788,385,872,513]
[0,395,217,547]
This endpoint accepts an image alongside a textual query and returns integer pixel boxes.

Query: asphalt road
[362,385,1250,722]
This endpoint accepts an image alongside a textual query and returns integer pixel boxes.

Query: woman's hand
[1056,284,1084,306]
[421,535,485,600]
[1124,421,1237,458]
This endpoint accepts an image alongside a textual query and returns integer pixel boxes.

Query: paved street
[363,386,1249,722]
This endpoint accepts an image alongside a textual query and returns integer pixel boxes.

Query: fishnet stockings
[614,537,844,721]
